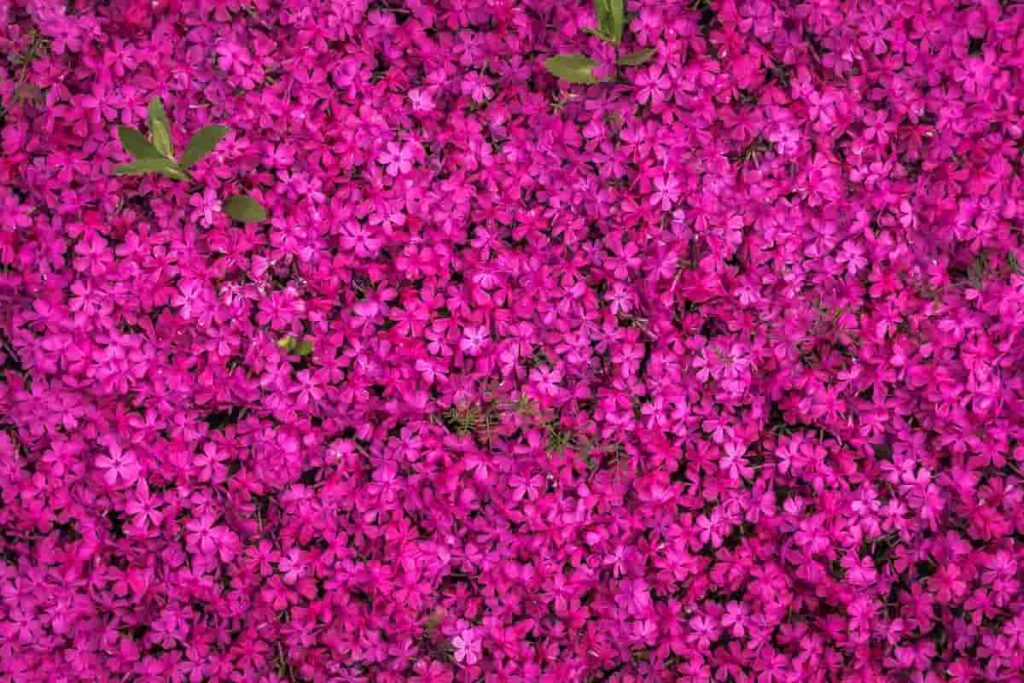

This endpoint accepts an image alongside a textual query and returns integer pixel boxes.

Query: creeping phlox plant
[2,0,1024,681]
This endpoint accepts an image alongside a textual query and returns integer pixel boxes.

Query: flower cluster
[3,0,1024,680]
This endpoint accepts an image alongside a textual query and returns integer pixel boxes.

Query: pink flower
[125,479,163,530]
[379,141,415,177]
[460,72,493,103]
[459,325,490,355]
[452,628,481,666]
[95,443,139,487]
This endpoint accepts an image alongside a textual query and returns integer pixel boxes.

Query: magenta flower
[124,479,163,530]
[95,443,139,487]
[451,628,481,666]
[459,326,490,356]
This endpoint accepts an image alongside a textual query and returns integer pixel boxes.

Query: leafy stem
[543,0,656,84]
[114,96,266,223]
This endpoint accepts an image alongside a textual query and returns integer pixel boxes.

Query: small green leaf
[594,0,624,44]
[117,126,161,159]
[179,125,228,169]
[543,54,600,84]
[148,97,174,158]
[277,336,312,356]
[224,194,267,223]
[157,167,190,181]
[114,157,182,177]
[423,609,445,635]
[593,0,612,38]
[151,120,173,158]
[617,47,656,66]
[610,0,625,42]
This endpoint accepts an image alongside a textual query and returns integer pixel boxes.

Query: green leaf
[593,0,612,39]
[148,97,174,158]
[224,194,267,223]
[594,0,624,44]
[114,157,184,179]
[179,125,228,169]
[543,54,599,84]
[617,47,656,66]
[277,336,312,356]
[117,126,161,159]
[159,167,191,181]
[610,0,625,42]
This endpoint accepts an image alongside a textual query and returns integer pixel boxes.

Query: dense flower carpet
[2,0,1024,680]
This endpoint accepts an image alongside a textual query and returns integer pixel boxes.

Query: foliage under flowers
[3,0,1024,680]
